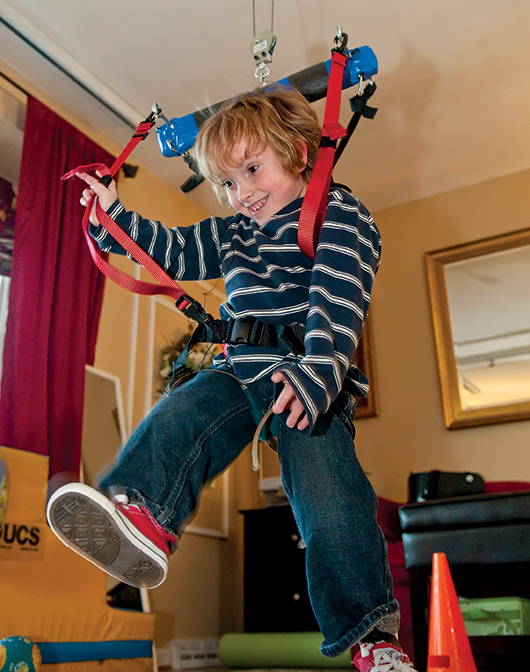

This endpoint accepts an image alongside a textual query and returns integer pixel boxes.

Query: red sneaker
[47,482,177,588]
[353,642,417,672]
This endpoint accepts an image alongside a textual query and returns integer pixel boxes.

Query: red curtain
[0,97,113,477]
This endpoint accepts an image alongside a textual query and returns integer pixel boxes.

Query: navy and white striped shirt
[91,188,381,431]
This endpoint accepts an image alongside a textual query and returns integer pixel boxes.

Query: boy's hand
[77,170,118,225]
[271,371,309,431]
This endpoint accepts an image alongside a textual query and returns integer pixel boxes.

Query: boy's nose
[238,184,253,205]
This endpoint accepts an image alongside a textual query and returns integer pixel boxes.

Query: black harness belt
[189,318,306,355]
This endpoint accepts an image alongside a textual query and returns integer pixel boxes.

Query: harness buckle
[228,319,253,345]
[176,294,210,324]
[278,324,305,356]
[227,318,268,345]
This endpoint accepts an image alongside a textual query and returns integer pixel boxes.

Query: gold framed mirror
[425,228,530,429]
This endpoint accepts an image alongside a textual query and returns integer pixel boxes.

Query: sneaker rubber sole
[46,483,168,588]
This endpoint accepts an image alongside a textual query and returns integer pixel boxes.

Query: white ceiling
[1,0,530,217]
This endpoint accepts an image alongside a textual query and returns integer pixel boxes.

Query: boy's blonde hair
[194,85,322,206]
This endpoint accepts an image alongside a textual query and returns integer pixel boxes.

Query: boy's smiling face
[220,140,307,226]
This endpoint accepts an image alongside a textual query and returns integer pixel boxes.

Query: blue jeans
[99,366,399,656]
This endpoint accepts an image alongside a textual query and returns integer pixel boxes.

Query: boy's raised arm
[77,170,118,224]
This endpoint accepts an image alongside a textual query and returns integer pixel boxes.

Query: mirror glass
[425,229,530,428]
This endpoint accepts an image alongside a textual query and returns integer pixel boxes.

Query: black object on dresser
[241,506,319,632]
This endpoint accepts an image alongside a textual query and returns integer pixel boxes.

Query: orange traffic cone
[427,552,477,671]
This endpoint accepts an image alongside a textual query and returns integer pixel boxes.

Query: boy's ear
[297,139,309,172]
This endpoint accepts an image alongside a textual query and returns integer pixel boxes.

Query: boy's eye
[248,165,259,174]
[222,180,233,188]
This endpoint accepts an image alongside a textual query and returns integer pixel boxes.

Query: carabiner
[357,74,364,97]
[145,102,163,124]
[333,25,348,54]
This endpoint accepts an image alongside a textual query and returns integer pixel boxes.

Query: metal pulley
[251,29,277,85]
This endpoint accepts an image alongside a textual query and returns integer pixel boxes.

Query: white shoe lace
[371,646,417,671]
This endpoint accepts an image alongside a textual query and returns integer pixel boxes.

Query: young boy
[47,86,417,671]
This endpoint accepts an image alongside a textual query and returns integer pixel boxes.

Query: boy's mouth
[249,196,268,215]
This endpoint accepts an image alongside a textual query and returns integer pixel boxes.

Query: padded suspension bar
[156,45,378,157]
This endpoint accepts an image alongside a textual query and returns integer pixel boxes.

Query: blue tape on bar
[37,640,153,663]
[156,45,378,157]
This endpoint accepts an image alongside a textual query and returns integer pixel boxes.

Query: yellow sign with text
[0,521,46,561]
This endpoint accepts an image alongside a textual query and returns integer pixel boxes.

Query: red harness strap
[297,50,348,259]
[62,116,198,316]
